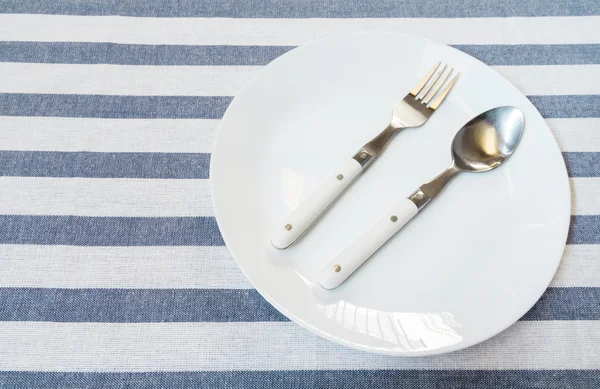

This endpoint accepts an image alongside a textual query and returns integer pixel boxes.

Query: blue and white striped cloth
[0,1,599,387]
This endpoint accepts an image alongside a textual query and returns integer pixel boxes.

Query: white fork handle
[270,159,362,249]
[318,199,418,289]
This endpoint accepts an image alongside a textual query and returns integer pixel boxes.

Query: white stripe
[0,64,255,96]
[0,117,217,153]
[0,177,596,217]
[0,117,596,153]
[571,178,600,215]
[0,64,599,96]
[0,321,598,371]
[0,177,214,217]
[551,245,600,287]
[0,245,250,289]
[493,65,600,96]
[548,118,600,152]
[0,243,595,289]
[0,15,598,45]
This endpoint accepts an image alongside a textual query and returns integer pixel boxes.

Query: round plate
[210,32,570,356]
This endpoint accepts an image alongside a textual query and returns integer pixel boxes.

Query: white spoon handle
[318,199,418,289]
[270,158,362,249]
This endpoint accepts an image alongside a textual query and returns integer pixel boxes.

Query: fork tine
[429,73,459,110]
[418,64,447,101]
[423,67,451,105]
[409,62,441,97]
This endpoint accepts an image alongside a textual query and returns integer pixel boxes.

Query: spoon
[318,106,525,290]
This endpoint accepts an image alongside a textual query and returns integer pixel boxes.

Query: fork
[270,62,459,249]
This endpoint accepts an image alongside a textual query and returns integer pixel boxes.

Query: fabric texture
[0,1,599,387]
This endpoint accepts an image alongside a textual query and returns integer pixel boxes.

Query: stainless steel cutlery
[268,62,525,290]
[270,62,459,249]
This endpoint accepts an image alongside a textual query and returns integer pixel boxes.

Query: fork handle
[317,199,418,289]
[270,158,362,249]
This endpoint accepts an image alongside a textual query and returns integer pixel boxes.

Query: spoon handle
[317,199,418,289]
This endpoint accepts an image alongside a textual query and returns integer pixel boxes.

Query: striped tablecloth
[0,1,599,388]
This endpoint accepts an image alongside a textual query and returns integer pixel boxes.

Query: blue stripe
[0,42,294,66]
[0,94,231,119]
[0,216,224,246]
[0,0,597,17]
[528,95,600,119]
[568,215,600,244]
[0,287,595,322]
[522,287,600,320]
[0,151,596,179]
[0,42,598,66]
[0,289,286,322]
[0,94,597,119]
[455,44,600,66]
[0,370,598,389]
[563,152,600,178]
[0,151,210,179]
[0,214,592,247]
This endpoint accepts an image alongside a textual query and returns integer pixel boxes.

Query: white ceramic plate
[210,32,570,356]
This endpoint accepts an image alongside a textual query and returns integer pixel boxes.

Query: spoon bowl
[452,106,525,172]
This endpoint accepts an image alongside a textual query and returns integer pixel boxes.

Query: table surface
[0,1,599,388]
